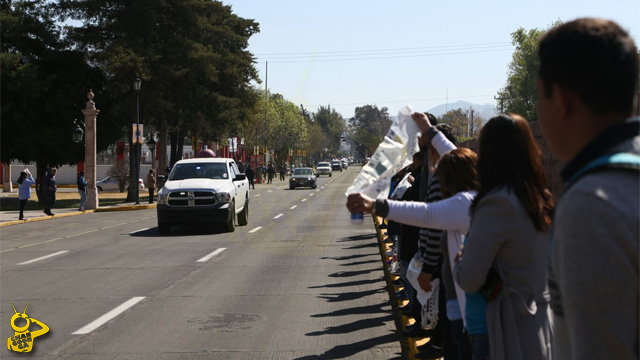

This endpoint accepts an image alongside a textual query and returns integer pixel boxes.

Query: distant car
[289,167,317,190]
[96,176,144,192]
[341,158,348,169]
[331,160,343,172]
[316,162,332,177]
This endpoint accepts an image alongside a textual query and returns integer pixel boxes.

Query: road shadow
[293,333,401,360]
[339,259,380,267]
[301,228,404,360]
[327,268,379,278]
[335,234,377,242]
[128,224,228,237]
[320,253,377,261]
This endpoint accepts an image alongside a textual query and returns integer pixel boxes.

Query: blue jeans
[469,333,490,360]
[79,190,87,210]
[400,260,415,311]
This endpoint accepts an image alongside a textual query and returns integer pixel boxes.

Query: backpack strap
[565,152,640,190]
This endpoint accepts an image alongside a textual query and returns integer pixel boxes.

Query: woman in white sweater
[346,147,479,333]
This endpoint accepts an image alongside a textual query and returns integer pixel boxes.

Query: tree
[106,160,129,192]
[313,105,346,156]
[58,0,260,200]
[348,105,391,157]
[241,89,307,163]
[496,21,562,122]
[1,0,104,202]
[438,108,485,143]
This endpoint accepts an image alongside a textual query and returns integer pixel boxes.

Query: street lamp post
[147,136,156,176]
[80,90,99,209]
[133,77,141,204]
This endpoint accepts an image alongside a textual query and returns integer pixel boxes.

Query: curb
[374,216,431,360]
[0,204,156,227]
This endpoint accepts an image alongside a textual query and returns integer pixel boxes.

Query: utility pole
[469,107,474,138]
[494,96,507,113]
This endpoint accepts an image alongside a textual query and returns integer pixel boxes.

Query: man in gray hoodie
[537,18,639,360]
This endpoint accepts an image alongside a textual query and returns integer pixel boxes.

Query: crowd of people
[347,18,639,360]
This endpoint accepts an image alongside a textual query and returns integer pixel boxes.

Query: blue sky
[222,0,640,120]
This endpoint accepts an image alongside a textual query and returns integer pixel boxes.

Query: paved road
[0,167,402,359]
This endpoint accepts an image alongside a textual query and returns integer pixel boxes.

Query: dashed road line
[254,194,261,198]
[309,193,314,196]
[197,247,227,262]
[301,199,307,202]
[73,297,146,335]
[273,214,283,219]
[248,226,263,233]
[290,205,297,210]
[17,251,69,265]
[129,228,150,234]
[267,190,272,193]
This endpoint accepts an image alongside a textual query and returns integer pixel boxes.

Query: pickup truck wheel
[329,173,332,177]
[158,222,171,234]
[289,185,295,190]
[225,204,236,232]
[238,201,249,226]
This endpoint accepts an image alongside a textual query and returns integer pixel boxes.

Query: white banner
[345,105,420,199]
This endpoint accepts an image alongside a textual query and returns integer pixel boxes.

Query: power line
[306,94,496,107]
[256,48,513,64]
[253,42,513,56]
[258,44,513,60]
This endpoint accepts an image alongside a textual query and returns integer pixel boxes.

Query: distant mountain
[427,101,498,121]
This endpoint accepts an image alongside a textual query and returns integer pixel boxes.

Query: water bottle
[351,212,364,225]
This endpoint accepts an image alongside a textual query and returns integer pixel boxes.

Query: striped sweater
[418,174,444,273]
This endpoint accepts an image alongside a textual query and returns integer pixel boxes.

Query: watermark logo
[7,302,50,353]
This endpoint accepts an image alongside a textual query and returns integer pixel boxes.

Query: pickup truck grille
[167,191,216,207]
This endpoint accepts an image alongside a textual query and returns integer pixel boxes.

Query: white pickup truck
[156,158,249,233]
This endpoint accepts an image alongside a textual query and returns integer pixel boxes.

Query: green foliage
[242,89,307,159]
[1,0,103,166]
[58,0,260,141]
[437,108,485,143]
[313,105,346,155]
[497,20,562,122]
[348,105,391,157]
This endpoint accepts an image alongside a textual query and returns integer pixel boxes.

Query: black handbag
[480,266,504,301]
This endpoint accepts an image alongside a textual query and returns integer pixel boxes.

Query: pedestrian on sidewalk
[17,169,35,221]
[245,165,255,189]
[538,18,639,360]
[43,168,57,216]
[77,171,88,211]
[147,169,156,204]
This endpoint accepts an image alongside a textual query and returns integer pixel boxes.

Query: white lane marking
[73,297,146,335]
[267,190,272,193]
[100,222,130,230]
[273,214,283,219]
[254,194,261,198]
[17,251,69,266]
[316,190,320,192]
[290,205,297,210]
[248,226,262,233]
[197,247,227,262]
[129,228,150,234]
[309,193,314,196]
[301,198,307,202]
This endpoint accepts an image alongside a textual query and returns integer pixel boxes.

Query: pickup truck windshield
[170,163,228,180]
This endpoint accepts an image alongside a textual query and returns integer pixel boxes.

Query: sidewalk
[0,192,156,227]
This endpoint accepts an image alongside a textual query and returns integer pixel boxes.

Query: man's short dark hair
[538,18,639,115]
[436,124,457,146]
